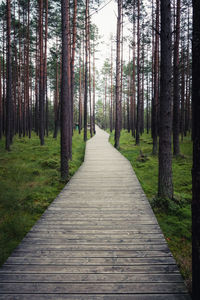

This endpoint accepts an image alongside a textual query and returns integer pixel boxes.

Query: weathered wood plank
[14,243,170,251]
[0,294,191,300]
[0,282,188,294]
[0,264,179,273]
[19,238,167,245]
[11,250,171,258]
[5,256,176,265]
[0,273,182,283]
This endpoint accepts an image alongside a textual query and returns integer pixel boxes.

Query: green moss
[109,130,192,293]
[0,131,87,266]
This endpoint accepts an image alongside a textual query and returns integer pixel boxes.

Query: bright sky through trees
[91,0,130,70]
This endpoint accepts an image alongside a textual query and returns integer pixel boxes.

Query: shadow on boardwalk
[0,126,190,299]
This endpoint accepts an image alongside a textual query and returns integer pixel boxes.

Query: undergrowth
[109,130,192,293]
[0,131,87,266]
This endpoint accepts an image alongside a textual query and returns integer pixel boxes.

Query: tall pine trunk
[84,0,89,142]
[93,42,96,134]
[173,0,181,156]
[0,58,2,139]
[152,0,159,154]
[61,0,70,179]
[114,0,121,148]
[71,0,77,136]
[79,47,82,134]
[158,0,173,199]
[192,0,200,297]
[135,0,140,145]
[44,0,48,137]
[39,0,44,145]
[6,0,12,151]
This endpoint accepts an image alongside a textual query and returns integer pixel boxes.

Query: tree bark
[44,0,48,137]
[93,42,96,134]
[131,2,136,138]
[84,0,89,142]
[79,47,82,134]
[192,0,200,297]
[53,51,59,139]
[110,42,113,133]
[89,32,93,136]
[71,0,77,136]
[114,0,122,148]
[0,56,2,139]
[158,0,173,199]
[135,0,140,145]
[180,46,185,142]
[173,0,181,156]
[61,0,70,179]
[6,0,12,151]
[39,0,44,145]
[152,0,159,154]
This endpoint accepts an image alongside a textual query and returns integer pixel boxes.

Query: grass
[0,130,87,266]
[109,130,192,293]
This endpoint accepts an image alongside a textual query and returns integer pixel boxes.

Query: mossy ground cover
[0,131,87,266]
[109,130,192,292]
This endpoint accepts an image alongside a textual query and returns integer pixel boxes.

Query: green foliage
[109,130,192,292]
[0,131,86,266]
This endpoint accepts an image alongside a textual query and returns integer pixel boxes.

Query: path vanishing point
[0,126,190,299]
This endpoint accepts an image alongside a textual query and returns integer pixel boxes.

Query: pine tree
[192,0,200,297]
[158,0,173,199]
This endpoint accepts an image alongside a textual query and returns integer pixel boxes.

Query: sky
[91,0,131,71]
[91,0,117,70]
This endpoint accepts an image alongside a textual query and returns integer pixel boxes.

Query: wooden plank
[26,233,164,239]
[0,273,182,283]
[0,282,188,294]
[0,294,192,300]
[5,257,176,265]
[11,250,172,258]
[14,243,170,251]
[20,238,167,245]
[0,264,180,273]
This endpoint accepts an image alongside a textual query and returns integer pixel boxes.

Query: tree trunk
[158,0,173,199]
[131,2,136,138]
[93,42,96,134]
[35,28,39,135]
[27,0,31,138]
[79,47,82,134]
[152,0,159,154]
[120,9,123,131]
[173,0,181,156]
[6,0,12,151]
[89,33,93,136]
[0,57,2,139]
[135,0,140,145]
[44,0,48,137]
[114,0,121,148]
[61,0,70,179]
[180,46,185,142]
[110,42,113,133]
[39,0,44,145]
[67,0,72,159]
[2,20,6,136]
[140,32,145,135]
[84,0,89,142]
[71,0,77,136]
[192,0,200,297]
[53,52,59,139]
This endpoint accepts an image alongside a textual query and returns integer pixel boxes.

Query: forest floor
[109,130,192,294]
[0,131,87,266]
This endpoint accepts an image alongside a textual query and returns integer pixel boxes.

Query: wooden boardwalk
[0,127,190,299]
